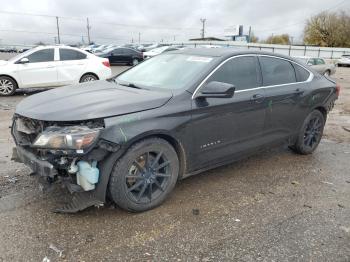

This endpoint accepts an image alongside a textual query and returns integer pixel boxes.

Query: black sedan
[12,49,339,213]
[96,47,143,66]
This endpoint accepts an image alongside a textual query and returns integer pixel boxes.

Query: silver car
[295,56,336,76]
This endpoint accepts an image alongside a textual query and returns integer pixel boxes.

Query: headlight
[33,126,101,152]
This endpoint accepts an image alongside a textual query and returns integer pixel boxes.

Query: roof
[173,48,297,60]
[189,37,225,41]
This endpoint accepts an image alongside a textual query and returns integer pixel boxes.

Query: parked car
[143,45,186,59]
[0,45,111,96]
[96,47,143,65]
[337,54,350,67]
[295,56,336,76]
[12,49,339,213]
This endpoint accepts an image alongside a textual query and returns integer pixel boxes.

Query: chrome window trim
[192,54,314,99]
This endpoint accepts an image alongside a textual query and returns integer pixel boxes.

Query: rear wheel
[79,74,98,83]
[109,138,179,212]
[0,76,17,96]
[324,70,331,77]
[292,110,325,155]
[132,58,139,66]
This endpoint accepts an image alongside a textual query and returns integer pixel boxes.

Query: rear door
[108,48,124,64]
[258,56,311,143]
[17,48,58,88]
[57,48,88,85]
[191,55,266,170]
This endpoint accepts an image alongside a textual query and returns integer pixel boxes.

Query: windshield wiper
[115,80,143,89]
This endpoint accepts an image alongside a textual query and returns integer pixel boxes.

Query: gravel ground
[0,65,349,262]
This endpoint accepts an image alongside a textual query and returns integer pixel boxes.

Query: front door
[190,55,266,170]
[17,48,58,88]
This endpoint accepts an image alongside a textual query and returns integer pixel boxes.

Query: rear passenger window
[259,57,296,86]
[60,49,87,61]
[207,56,258,91]
[294,64,310,82]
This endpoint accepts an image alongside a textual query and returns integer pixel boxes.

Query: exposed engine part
[68,158,78,174]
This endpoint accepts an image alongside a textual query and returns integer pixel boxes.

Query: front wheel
[0,76,17,96]
[109,138,179,212]
[292,110,325,155]
[323,70,331,77]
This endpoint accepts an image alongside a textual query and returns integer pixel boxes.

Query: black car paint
[97,47,143,65]
[15,81,173,121]
[12,49,338,209]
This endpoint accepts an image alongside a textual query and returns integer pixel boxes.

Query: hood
[15,80,173,121]
[0,60,8,66]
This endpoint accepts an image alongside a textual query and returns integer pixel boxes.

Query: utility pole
[138,32,141,43]
[200,18,206,39]
[87,18,91,44]
[248,26,252,43]
[290,36,294,45]
[56,16,61,44]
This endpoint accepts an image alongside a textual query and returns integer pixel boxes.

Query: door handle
[295,88,304,96]
[47,65,55,68]
[250,94,265,103]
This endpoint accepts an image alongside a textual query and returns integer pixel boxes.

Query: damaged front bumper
[10,115,121,213]
[13,146,57,177]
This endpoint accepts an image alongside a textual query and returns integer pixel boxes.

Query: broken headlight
[33,126,101,152]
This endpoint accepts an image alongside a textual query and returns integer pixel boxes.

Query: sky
[0,0,349,46]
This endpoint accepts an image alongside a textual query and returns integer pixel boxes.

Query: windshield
[116,54,214,90]
[295,57,308,64]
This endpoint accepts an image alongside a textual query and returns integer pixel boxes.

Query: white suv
[0,45,112,96]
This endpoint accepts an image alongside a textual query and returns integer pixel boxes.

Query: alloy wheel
[125,151,171,204]
[132,59,139,66]
[82,76,97,82]
[303,116,322,148]
[0,79,14,95]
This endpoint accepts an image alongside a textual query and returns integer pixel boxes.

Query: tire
[323,70,331,77]
[79,74,98,83]
[132,58,139,66]
[0,76,17,96]
[109,138,179,212]
[292,110,325,155]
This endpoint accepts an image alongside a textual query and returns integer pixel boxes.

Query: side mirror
[307,61,313,66]
[18,57,29,64]
[196,81,235,99]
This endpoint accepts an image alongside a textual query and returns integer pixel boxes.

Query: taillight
[102,60,110,68]
[336,84,341,97]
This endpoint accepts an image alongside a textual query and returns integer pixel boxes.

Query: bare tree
[265,34,290,45]
[304,11,350,47]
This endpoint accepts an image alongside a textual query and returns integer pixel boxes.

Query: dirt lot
[0,67,349,262]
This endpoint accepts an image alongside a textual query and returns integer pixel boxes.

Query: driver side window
[25,49,55,63]
[207,56,259,91]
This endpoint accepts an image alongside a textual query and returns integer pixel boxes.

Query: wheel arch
[94,132,187,204]
[0,74,19,88]
[124,133,187,179]
[80,72,99,81]
[313,106,327,120]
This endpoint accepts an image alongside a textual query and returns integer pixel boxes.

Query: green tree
[304,11,350,47]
